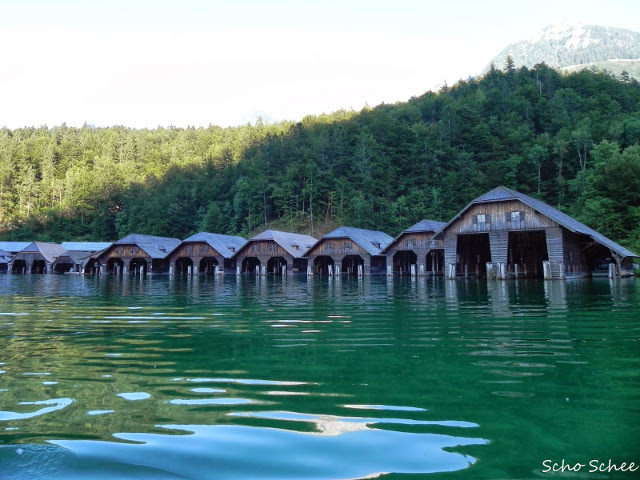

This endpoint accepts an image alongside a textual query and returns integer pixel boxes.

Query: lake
[0,274,638,479]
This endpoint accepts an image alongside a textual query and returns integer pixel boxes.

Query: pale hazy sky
[1,0,638,129]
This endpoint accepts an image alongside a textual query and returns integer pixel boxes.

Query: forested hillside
[1,64,640,253]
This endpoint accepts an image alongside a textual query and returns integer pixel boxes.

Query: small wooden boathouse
[52,242,113,274]
[437,186,638,279]
[234,230,317,275]
[8,242,66,274]
[383,219,446,276]
[168,232,247,275]
[92,234,181,275]
[305,226,393,276]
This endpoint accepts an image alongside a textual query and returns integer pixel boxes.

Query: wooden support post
[608,263,616,278]
[543,261,551,280]
[410,264,416,276]
[486,263,494,280]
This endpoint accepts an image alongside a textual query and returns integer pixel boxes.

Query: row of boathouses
[1,187,637,279]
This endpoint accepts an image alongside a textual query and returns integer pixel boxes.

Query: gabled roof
[319,226,394,256]
[382,219,446,253]
[439,186,638,258]
[17,242,67,263]
[61,242,113,252]
[404,219,447,234]
[180,232,248,259]
[0,242,31,254]
[0,248,12,263]
[247,230,318,258]
[54,251,93,265]
[114,234,182,259]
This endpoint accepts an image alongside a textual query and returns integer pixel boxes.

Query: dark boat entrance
[107,258,124,275]
[242,257,260,275]
[175,258,194,275]
[342,255,364,276]
[456,234,491,277]
[11,260,27,274]
[200,257,219,275]
[267,257,287,275]
[129,258,148,275]
[313,256,334,275]
[392,251,417,275]
[426,250,444,275]
[507,231,548,278]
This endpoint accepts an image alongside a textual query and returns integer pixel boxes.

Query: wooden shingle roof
[318,226,393,256]
[248,230,317,258]
[114,234,182,259]
[18,242,67,263]
[180,232,247,259]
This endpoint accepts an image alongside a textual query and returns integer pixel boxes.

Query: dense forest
[1,63,640,254]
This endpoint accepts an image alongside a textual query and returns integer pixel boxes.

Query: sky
[1,0,639,130]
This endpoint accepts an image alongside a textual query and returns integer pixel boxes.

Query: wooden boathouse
[8,242,66,274]
[52,242,113,274]
[383,219,446,276]
[234,230,317,275]
[168,232,247,275]
[92,234,181,275]
[437,186,638,279]
[305,226,393,276]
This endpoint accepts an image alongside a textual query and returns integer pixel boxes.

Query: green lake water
[0,274,638,479]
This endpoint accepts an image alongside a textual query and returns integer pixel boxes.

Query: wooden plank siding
[306,239,372,275]
[449,201,558,234]
[383,232,444,275]
[545,227,564,278]
[168,242,233,275]
[489,231,508,264]
[235,241,305,275]
[444,200,562,278]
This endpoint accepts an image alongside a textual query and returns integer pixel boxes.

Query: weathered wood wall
[449,201,558,234]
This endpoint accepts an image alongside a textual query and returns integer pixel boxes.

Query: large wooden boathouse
[305,226,393,276]
[168,232,247,275]
[437,186,638,279]
[91,234,181,275]
[234,230,317,275]
[383,220,446,275]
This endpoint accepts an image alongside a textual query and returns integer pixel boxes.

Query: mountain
[486,22,640,80]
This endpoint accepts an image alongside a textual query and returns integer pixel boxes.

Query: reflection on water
[0,274,638,479]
